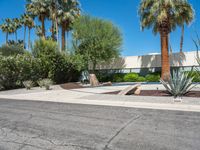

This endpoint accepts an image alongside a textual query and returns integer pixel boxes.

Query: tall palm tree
[21,14,35,49]
[48,0,57,41]
[0,19,15,44]
[0,20,10,44]
[57,0,80,51]
[13,18,22,42]
[139,0,194,80]
[26,0,49,39]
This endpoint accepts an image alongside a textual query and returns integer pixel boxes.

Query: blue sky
[0,0,200,56]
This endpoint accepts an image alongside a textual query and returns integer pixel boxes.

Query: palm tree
[48,0,57,41]
[26,0,49,38]
[0,20,10,44]
[57,0,80,51]
[139,0,194,80]
[21,14,35,49]
[13,18,22,42]
[0,19,15,44]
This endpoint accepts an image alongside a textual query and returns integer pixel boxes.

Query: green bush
[0,53,42,90]
[113,74,124,82]
[32,39,84,84]
[0,39,84,90]
[145,73,160,82]
[137,76,146,82]
[123,73,139,82]
[0,44,25,56]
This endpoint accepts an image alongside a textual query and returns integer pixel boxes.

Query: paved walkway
[0,84,200,112]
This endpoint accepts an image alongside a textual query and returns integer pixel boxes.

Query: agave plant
[160,70,195,98]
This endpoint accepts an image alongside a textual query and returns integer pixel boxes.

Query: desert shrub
[123,73,139,82]
[145,73,160,82]
[0,54,42,90]
[32,39,84,84]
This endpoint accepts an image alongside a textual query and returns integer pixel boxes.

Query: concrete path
[0,84,200,112]
[0,99,200,150]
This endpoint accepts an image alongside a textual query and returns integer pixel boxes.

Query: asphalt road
[0,99,200,150]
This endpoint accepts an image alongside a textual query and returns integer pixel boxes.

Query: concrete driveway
[0,99,200,150]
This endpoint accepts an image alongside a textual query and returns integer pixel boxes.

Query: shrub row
[96,72,161,83]
[0,53,83,90]
[0,39,85,90]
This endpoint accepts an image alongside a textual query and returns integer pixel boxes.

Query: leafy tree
[72,15,122,72]
[139,0,194,80]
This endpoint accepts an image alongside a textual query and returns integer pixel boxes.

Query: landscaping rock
[118,84,141,95]
[89,74,100,87]
[102,81,112,86]
[134,85,141,95]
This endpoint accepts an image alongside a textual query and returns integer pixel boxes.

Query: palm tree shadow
[170,52,186,67]
[138,54,161,75]
[138,52,186,75]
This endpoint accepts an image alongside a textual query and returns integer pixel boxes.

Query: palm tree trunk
[51,20,55,40]
[180,25,184,53]
[41,15,46,39]
[161,33,170,81]
[179,25,184,66]
[6,33,8,45]
[24,26,27,48]
[55,18,59,49]
[61,23,66,51]
[66,30,69,51]
[28,27,31,49]
[15,31,18,42]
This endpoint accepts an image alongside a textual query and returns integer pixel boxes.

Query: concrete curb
[1,95,200,112]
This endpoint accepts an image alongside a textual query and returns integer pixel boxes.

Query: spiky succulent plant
[23,80,34,90]
[160,70,195,98]
[41,78,53,90]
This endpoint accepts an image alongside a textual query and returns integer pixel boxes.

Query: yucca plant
[23,80,34,90]
[160,69,195,98]
[41,78,53,90]
[37,79,44,88]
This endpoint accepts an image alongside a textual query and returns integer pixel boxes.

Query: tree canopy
[72,15,122,71]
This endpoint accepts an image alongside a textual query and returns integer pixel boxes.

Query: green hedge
[96,72,161,83]
[123,73,139,82]
[0,54,42,90]
[145,73,160,82]
[0,39,85,90]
